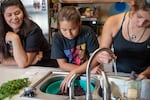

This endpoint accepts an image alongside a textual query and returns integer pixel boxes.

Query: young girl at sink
[0,0,58,68]
[96,0,150,80]
[51,6,100,93]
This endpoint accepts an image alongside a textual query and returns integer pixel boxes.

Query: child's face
[59,20,80,40]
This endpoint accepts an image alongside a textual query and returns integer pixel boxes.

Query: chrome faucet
[86,48,111,100]
[68,74,79,100]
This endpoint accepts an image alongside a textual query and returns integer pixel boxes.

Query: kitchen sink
[40,75,97,96]
[21,71,102,100]
[104,73,150,100]
[20,71,150,100]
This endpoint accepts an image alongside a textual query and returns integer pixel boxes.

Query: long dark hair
[0,0,34,58]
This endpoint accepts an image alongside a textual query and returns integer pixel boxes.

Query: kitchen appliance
[81,17,98,35]
[21,0,50,43]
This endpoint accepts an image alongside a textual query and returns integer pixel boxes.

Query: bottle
[126,80,141,100]
[41,0,46,11]
[33,0,40,11]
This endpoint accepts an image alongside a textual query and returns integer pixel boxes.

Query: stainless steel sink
[20,71,150,100]
[21,71,102,100]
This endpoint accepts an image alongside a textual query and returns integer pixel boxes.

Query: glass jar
[124,80,141,100]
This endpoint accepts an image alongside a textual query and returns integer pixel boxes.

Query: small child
[51,6,99,93]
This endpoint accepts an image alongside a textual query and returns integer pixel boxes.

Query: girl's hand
[60,71,75,93]
[91,65,103,74]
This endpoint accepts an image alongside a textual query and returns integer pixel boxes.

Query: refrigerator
[21,0,50,43]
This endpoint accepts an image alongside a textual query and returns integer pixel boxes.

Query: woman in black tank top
[97,0,150,80]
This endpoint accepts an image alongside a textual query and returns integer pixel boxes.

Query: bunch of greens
[0,78,29,100]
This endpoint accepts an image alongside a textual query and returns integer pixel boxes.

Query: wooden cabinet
[60,0,130,3]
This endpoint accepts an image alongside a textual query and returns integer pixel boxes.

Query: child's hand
[91,65,103,74]
[60,72,75,93]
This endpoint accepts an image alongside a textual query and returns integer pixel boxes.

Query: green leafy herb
[0,78,30,100]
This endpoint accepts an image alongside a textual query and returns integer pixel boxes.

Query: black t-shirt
[24,25,50,61]
[8,21,56,67]
[6,19,58,67]
[51,25,99,65]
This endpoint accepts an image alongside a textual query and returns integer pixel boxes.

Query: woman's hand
[5,31,19,43]
[32,51,43,64]
[136,67,150,80]
[136,74,146,80]
[96,50,116,64]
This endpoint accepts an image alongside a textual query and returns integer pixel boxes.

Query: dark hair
[57,6,81,25]
[134,0,150,11]
[0,0,33,58]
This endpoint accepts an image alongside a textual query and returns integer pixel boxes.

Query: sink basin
[21,71,102,100]
[40,75,96,96]
[20,71,150,100]
[106,73,150,100]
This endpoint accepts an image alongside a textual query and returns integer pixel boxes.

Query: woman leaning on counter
[0,0,57,68]
[97,0,150,80]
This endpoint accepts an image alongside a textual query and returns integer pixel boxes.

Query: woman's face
[59,21,80,40]
[133,9,150,28]
[4,5,24,32]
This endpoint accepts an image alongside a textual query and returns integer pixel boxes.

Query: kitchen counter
[0,65,121,100]
[0,65,120,100]
[0,65,60,100]
[2,65,148,100]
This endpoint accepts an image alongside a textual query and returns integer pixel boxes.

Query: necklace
[127,17,146,42]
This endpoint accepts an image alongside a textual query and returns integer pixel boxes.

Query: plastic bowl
[46,79,95,95]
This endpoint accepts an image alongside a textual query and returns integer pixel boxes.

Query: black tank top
[113,13,150,74]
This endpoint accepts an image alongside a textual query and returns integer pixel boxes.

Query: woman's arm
[1,57,17,66]
[97,14,124,64]
[5,32,40,68]
[99,19,113,49]
[137,67,150,80]
[96,16,116,64]
[1,51,42,67]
